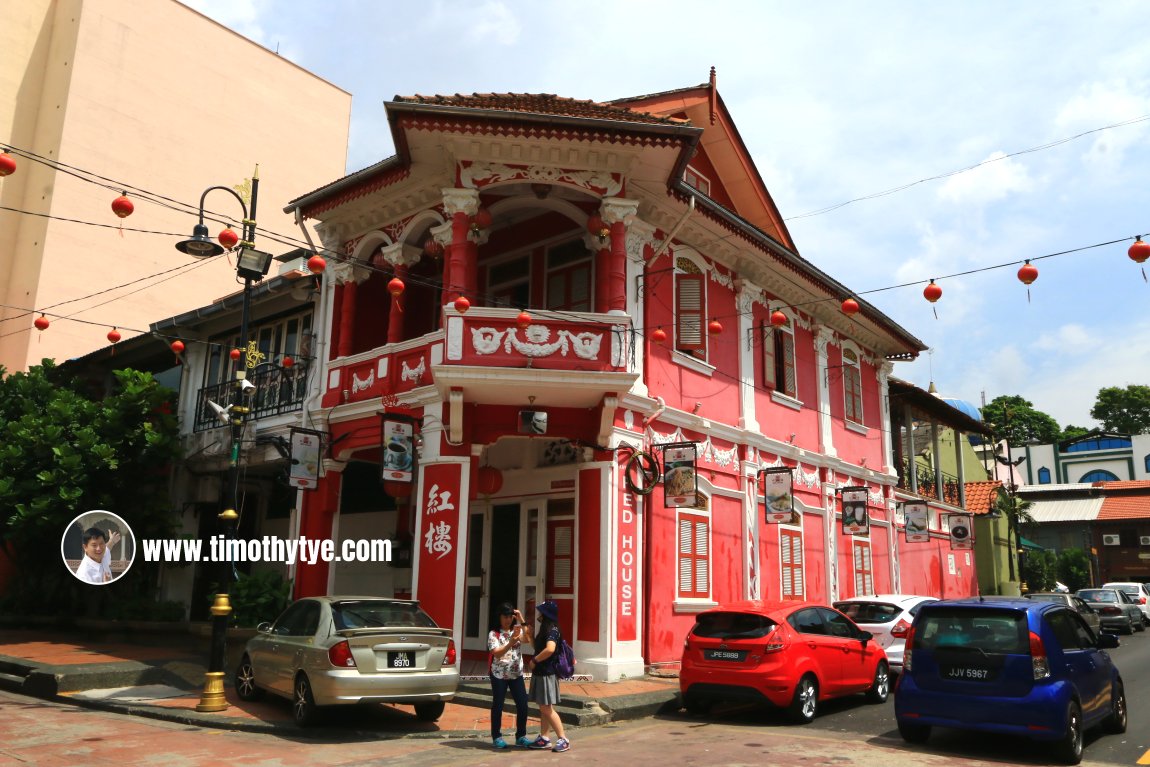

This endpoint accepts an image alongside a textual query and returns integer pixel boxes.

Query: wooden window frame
[676,510,710,600]
[780,528,804,600]
[843,347,863,425]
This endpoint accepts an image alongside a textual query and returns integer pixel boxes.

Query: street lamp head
[176,223,225,258]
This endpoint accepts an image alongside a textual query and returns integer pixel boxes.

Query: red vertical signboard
[414,463,463,629]
[616,462,637,642]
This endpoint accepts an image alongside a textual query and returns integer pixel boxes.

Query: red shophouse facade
[282,78,968,679]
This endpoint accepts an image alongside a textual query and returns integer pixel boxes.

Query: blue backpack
[554,637,576,678]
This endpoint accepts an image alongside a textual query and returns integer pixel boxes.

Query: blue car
[894,597,1127,765]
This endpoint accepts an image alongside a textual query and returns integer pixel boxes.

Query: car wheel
[293,673,319,726]
[1136,619,1146,633]
[234,654,264,701]
[1052,701,1083,765]
[414,701,445,722]
[1122,618,1134,635]
[787,674,818,724]
[897,721,931,743]
[866,661,890,703]
[1104,681,1127,734]
[682,692,709,716]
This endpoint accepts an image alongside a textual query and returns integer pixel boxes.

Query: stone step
[452,686,610,727]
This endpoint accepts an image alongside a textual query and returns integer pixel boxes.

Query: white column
[815,325,836,458]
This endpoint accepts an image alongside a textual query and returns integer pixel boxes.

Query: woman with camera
[488,602,532,749]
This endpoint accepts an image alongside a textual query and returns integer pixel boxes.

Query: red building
[283,77,956,679]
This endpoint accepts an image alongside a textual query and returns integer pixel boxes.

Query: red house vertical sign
[415,463,463,628]
[616,462,637,642]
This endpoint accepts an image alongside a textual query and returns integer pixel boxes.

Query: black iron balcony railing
[898,460,962,506]
[193,359,311,432]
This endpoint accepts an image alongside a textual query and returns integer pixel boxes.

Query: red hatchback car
[680,600,890,723]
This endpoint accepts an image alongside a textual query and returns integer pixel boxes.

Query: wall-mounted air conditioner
[1102,534,1121,546]
[1140,535,1150,546]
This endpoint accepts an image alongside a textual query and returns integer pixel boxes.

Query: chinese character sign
[761,467,797,524]
[289,428,322,489]
[904,502,930,543]
[948,513,974,550]
[841,486,869,536]
[414,463,463,629]
[662,443,697,508]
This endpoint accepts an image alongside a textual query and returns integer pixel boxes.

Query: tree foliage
[1057,425,1090,443]
[1055,548,1092,592]
[0,362,181,616]
[1090,385,1150,435]
[982,395,1061,446]
[1022,549,1057,593]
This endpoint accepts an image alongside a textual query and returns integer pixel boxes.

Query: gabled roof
[1098,494,1150,520]
[391,92,688,126]
[964,481,1004,515]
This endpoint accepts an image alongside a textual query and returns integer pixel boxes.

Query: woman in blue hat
[526,600,570,752]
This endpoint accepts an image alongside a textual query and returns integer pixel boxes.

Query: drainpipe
[646,196,695,268]
[640,395,665,665]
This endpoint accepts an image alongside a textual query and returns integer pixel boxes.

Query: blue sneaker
[516,736,534,747]
[493,737,508,749]
[528,735,551,749]
[553,738,571,753]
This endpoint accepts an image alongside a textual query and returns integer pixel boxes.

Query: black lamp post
[176,169,273,713]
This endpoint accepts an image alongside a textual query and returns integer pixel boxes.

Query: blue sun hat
[536,600,559,621]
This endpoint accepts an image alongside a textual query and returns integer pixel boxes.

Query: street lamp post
[176,167,273,713]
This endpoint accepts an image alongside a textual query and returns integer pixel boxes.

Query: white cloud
[1054,80,1150,170]
[937,152,1032,205]
[1033,324,1094,353]
[465,1,522,46]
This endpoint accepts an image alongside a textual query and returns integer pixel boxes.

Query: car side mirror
[257,622,273,634]
[1097,632,1120,649]
[859,630,873,644]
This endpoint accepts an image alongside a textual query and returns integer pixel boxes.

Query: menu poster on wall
[903,502,930,543]
[661,443,697,508]
[288,428,324,490]
[840,486,870,535]
[760,467,797,524]
[380,414,416,483]
[948,513,974,550]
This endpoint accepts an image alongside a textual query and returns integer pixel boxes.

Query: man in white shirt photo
[75,528,121,584]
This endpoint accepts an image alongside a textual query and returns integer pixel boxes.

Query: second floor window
[204,311,313,388]
[843,348,863,424]
[675,258,707,360]
[761,316,796,397]
[545,239,592,311]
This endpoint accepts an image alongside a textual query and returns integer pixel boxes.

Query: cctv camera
[239,378,256,392]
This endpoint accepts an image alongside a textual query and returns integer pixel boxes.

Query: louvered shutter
[780,332,796,397]
[676,273,705,353]
[677,513,710,599]
[761,322,776,389]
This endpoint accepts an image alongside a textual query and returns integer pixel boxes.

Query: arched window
[761,311,796,397]
[1037,467,1051,484]
[1079,469,1119,483]
[674,256,707,361]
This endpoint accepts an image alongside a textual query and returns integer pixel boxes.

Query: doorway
[462,503,523,654]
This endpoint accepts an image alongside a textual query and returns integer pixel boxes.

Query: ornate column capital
[378,242,423,268]
[625,218,658,261]
[601,197,640,226]
[442,188,480,217]
[815,324,834,355]
[330,260,370,286]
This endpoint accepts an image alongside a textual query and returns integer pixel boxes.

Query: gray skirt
[529,673,561,705]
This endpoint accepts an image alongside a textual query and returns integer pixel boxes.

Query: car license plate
[388,651,414,668]
[943,665,993,681]
[703,649,747,662]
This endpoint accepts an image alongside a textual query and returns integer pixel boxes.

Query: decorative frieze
[460,161,623,198]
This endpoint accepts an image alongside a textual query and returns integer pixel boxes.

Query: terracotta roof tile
[964,481,1003,515]
[392,92,690,126]
[1094,480,1150,491]
[1097,494,1150,520]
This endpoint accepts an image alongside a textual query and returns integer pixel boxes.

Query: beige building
[0,0,350,372]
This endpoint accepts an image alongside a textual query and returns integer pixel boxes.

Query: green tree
[1055,548,1092,592]
[1057,425,1090,443]
[0,361,181,617]
[1021,549,1057,593]
[1090,385,1150,435]
[983,395,1062,446]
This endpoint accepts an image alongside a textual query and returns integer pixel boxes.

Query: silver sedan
[235,596,459,725]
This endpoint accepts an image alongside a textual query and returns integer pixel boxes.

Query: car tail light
[1140,596,1147,605]
[443,638,457,666]
[1029,631,1050,680]
[903,626,915,672]
[890,618,912,638]
[328,640,357,668]
[764,625,785,653]
[1100,606,1121,616]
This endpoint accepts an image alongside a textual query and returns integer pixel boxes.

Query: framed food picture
[840,486,869,535]
[760,467,797,524]
[903,501,929,543]
[289,427,324,490]
[948,513,974,550]
[661,443,697,508]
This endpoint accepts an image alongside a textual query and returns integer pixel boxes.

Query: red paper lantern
[586,214,609,240]
[387,277,405,297]
[218,227,239,250]
[841,298,860,316]
[171,339,185,354]
[282,356,295,369]
[230,348,242,361]
[476,466,503,496]
[1129,236,1150,264]
[454,295,471,314]
[107,328,121,344]
[707,318,723,335]
[1017,260,1038,285]
[111,194,134,219]
[424,238,444,257]
[516,311,532,329]
[472,207,493,230]
[923,280,942,303]
[383,480,412,500]
[0,152,16,177]
[307,255,327,274]
[770,309,788,327]
[34,315,49,331]
[650,327,667,344]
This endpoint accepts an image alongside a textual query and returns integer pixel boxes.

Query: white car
[832,594,938,673]
[1101,582,1150,625]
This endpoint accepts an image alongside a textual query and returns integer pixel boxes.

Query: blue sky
[184,0,1150,429]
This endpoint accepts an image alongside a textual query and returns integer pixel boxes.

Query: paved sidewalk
[0,628,680,739]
